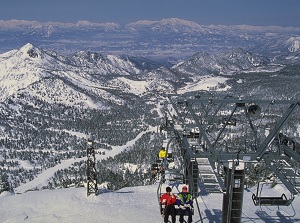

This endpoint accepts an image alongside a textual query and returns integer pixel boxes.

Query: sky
[1,0,300,27]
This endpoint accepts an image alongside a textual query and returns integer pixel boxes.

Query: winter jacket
[176,192,193,206]
[158,149,167,159]
[160,193,177,206]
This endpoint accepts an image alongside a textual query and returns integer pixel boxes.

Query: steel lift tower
[163,91,300,223]
[86,137,98,196]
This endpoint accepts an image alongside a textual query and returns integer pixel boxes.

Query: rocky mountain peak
[19,43,43,59]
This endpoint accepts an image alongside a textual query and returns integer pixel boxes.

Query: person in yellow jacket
[158,147,167,159]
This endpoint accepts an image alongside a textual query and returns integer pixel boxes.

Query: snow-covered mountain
[0,43,297,111]
[1,42,287,111]
[1,18,300,63]
[171,48,281,77]
[0,43,176,107]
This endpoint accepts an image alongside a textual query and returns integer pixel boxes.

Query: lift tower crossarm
[256,103,299,161]
[184,100,214,151]
[213,104,238,148]
[166,95,186,126]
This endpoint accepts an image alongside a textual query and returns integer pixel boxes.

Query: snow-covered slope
[177,75,230,93]
[0,185,160,223]
[1,183,299,223]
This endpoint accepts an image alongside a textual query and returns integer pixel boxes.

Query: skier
[176,185,193,223]
[160,186,177,223]
[158,147,167,159]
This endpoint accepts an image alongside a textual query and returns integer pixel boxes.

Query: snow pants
[164,204,176,223]
[179,207,193,223]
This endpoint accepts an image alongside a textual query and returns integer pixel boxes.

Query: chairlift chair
[167,152,174,162]
[252,181,294,206]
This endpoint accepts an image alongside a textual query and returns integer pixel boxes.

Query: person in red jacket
[160,186,177,223]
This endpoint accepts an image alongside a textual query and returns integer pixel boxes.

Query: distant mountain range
[1,18,300,64]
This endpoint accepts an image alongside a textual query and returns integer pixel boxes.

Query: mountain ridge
[1,18,300,62]
[1,43,291,107]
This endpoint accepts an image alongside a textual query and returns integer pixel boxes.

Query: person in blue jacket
[176,185,193,223]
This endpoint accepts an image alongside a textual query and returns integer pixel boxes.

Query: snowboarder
[160,186,177,223]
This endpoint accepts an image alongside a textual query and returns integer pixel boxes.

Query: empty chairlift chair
[252,182,294,206]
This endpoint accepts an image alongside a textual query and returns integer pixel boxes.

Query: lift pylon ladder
[86,137,98,196]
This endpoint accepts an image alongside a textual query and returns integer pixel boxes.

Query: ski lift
[167,152,174,162]
[252,181,294,206]
[185,127,200,138]
[151,163,159,171]
[222,117,237,126]
[151,163,159,178]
